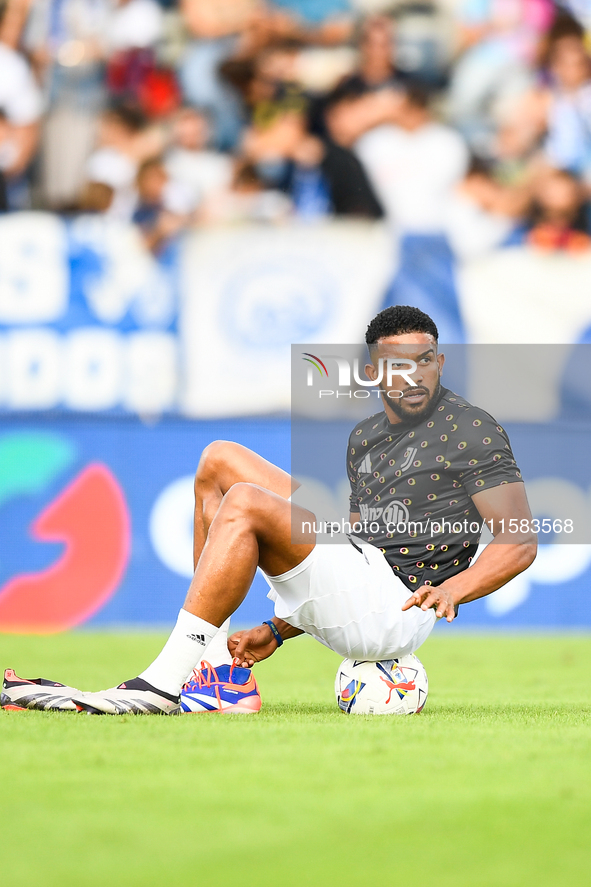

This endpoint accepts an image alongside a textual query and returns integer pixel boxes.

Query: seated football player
[3,306,537,715]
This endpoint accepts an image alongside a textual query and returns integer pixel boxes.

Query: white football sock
[202,617,232,667]
[140,609,218,696]
[182,618,232,682]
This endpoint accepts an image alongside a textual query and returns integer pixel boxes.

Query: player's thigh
[198,440,293,499]
[221,482,315,576]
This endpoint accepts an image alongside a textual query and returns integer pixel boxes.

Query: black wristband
[263,620,283,647]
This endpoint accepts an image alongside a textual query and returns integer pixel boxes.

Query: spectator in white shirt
[330,85,469,341]
[354,87,469,235]
[106,0,163,54]
[446,159,528,260]
[23,0,111,207]
[165,107,233,206]
[84,104,163,220]
[0,38,43,208]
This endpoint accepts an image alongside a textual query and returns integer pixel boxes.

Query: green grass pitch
[1,631,590,887]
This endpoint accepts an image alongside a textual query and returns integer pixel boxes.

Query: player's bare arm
[229,504,402,668]
[402,482,537,622]
[229,619,305,668]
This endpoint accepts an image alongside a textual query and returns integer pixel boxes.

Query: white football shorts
[263,536,437,660]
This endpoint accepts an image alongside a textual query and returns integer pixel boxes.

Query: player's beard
[383,379,442,424]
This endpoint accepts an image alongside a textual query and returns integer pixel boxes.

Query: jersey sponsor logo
[359,453,372,474]
[359,501,410,524]
[382,501,411,524]
[399,447,418,472]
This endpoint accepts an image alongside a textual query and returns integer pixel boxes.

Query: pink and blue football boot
[181,661,262,714]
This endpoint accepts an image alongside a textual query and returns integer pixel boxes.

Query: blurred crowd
[1,0,591,256]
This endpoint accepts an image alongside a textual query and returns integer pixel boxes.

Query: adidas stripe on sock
[140,609,219,696]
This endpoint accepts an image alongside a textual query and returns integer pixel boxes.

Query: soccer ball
[335,654,428,715]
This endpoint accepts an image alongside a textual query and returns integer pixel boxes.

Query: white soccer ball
[335,654,428,715]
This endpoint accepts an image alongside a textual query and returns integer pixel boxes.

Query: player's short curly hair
[365,305,439,347]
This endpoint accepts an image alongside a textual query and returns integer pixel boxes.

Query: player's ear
[437,351,445,373]
[365,362,378,382]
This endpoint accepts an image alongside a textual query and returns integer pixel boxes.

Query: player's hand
[228,625,280,668]
[401,583,457,622]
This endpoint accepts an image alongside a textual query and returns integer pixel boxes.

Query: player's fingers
[435,595,451,619]
[228,640,244,658]
[233,633,251,660]
[401,590,423,610]
[415,586,434,605]
[420,590,440,611]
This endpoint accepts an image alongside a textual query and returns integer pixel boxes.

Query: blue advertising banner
[0,214,392,418]
[0,213,179,415]
[0,416,590,632]
[0,417,288,632]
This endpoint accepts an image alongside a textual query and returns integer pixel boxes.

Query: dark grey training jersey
[347,387,523,591]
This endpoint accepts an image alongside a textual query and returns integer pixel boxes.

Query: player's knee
[195,440,237,489]
[219,482,261,520]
